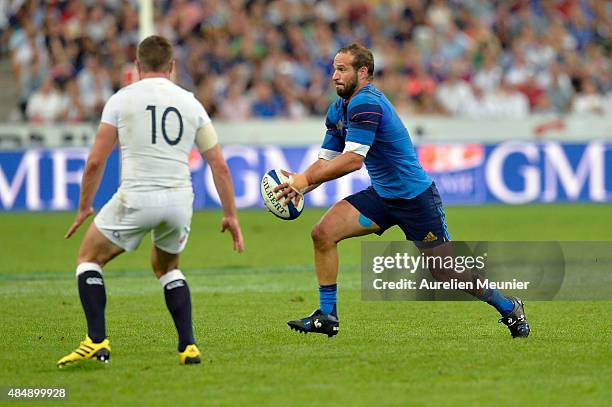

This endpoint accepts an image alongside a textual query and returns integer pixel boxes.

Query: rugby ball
[260,169,304,220]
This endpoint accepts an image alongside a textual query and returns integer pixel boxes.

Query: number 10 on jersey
[146,105,183,145]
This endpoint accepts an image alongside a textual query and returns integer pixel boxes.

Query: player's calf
[159,269,197,352]
[76,263,108,343]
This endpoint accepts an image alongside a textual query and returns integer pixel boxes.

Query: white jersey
[101,77,211,191]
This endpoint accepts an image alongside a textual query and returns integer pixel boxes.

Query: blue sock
[482,288,514,315]
[319,284,337,317]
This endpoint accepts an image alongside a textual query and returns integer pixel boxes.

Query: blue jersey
[319,83,432,199]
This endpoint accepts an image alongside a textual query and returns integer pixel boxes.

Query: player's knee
[311,223,335,247]
[428,267,445,281]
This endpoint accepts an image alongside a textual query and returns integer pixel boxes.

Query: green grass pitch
[0,205,610,406]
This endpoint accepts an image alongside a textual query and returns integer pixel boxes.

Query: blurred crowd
[1,0,611,123]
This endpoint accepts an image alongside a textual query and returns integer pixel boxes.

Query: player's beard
[335,72,358,99]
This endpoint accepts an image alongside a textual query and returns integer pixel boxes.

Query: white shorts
[94,188,194,253]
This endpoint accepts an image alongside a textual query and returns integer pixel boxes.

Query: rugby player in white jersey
[57,35,244,367]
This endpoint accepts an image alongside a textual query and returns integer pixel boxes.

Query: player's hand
[278,188,303,207]
[65,207,94,239]
[274,170,309,206]
[220,215,244,253]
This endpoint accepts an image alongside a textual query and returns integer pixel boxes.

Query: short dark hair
[137,35,173,73]
[337,43,374,80]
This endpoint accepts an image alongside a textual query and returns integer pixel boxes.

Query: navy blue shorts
[344,182,451,246]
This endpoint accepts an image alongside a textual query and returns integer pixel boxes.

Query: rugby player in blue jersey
[275,44,529,338]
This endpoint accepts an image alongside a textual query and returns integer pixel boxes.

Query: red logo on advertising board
[418,144,484,173]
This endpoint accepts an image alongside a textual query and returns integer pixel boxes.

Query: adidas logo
[86,277,104,286]
[166,280,185,290]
